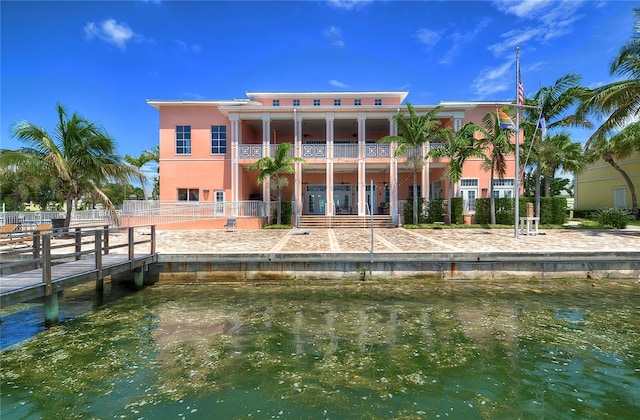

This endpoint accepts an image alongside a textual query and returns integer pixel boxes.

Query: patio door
[215,191,225,216]
[306,185,326,215]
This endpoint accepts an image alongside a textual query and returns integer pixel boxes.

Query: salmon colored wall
[253,96,403,107]
[159,106,230,201]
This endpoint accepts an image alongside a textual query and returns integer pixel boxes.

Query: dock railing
[0,225,156,277]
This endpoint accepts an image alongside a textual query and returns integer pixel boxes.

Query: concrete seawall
[149,251,640,282]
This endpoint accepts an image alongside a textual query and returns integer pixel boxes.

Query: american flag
[517,61,524,105]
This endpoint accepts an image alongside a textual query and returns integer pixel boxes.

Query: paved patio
[151,226,640,254]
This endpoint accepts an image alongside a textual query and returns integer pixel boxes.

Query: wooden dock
[0,225,157,325]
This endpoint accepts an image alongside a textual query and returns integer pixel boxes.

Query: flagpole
[514,47,521,238]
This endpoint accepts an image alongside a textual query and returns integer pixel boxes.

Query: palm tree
[522,73,591,215]
[480,112,515,224]
[580,8,640,149]
[124,152,153,199]
[585,122,640,219]
[378,102,442,224]
[0,103,140,227]
[249,142,305,225]
[428,122,487,224]
[142,145,160,199]
[537,132,584,197]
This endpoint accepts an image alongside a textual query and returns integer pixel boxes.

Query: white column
[357,115,367,216]
[326,115,335,216]
[262,115,271,207]
[389,116,398,217]
[229,114,240,206]
[294,110,303,217]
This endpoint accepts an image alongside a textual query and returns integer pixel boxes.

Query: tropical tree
[579,8,640,149]
[480,111,515,224]
[585,122,640,219]
[537,132,585,198]
[522,73,591,215]
[428,122,487,224]
[249,142,305,225]
[142,145,160,199]
[124,152,153,199]
[0,103,140,227]
[378,102,442,224]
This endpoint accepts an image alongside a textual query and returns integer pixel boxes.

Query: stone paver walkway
[151,227,640,254]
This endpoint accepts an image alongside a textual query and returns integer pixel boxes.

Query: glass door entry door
[305,185,326,215]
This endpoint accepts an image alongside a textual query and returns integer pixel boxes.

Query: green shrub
[425,198,444,223]
[451,197,464,224]
[271,200,292,225]
[474,198,491,225]
[592,208,631,229]
[404,197,426,224]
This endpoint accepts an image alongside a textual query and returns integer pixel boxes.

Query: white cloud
[470,59,515,99]
[489,0,586,57]
[173,40,202,53]
[439,18,491,64]
[84,19,144,50]
[415,28,441,49]
[329,80,349,88]
[328,0,373,11]
[324,26,346,48]
[492,0,555,19]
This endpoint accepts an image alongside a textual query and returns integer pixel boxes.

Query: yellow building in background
[575,152,640,210]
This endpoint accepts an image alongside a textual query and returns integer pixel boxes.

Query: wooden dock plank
[0,253,155,306]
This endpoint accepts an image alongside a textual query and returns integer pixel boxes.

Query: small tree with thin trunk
[249,142,305,225]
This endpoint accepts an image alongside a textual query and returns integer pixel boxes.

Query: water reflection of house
[147,91,520,228]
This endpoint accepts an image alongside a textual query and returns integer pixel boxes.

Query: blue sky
[1,0,636,180]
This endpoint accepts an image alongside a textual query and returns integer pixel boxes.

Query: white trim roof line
[246,91,410,100]
[146,99,252,109]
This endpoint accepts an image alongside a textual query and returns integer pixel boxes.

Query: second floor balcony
[238,142,443,161]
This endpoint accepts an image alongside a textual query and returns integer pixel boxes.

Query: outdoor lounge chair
[223,218,237,232]
[0,224,19,239]
[1,223,52,249]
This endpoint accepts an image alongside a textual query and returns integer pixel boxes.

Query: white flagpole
[514,47,521,238]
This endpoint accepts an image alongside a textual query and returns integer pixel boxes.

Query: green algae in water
[1,281,640,419]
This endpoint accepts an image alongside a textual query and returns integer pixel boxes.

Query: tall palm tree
[480,112,515,224]
[249,142,305,225]
[124,152,153,199]
[428,122,487,224]
[0,103,140,227]
[378,102,442,224]
[585,122,640,219]
[522,73,591,215]
[142,145,160,199]
[538,132,585,197]
[580,8,640,149]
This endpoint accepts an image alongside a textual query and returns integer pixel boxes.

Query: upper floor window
[176,125,191,154]
[178,188,199,201]
[211,125,227,154]
[461,179,478,187]
[313,99,321,106]
[334,99,341,106]
[354,99,361,106]
[293,99,300,107]
[272,100,280,106]
[375,99,382,106]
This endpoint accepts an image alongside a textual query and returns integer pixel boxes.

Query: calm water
[1,280,639,419]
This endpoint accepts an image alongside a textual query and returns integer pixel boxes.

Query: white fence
[1,210,113,227]
[120,200,266,226]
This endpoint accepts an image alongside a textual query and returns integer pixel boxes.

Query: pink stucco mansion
[147,91,518,228]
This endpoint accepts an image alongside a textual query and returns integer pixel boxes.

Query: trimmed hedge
[425,198,444,223]
[451,197,464,224]
[404,197,427,224]
[475,197,567,225]
[271,200,292,225]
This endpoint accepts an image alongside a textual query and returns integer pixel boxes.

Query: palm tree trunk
[277,188,282,225]
[447,181,453,224]
[413,171,418,224]
[605,156,639,220]
[535,164,541,217]
[65,197,73,228]
[490,166,496,225]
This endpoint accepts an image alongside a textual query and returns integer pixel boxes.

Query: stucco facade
[147,91,519,224]
[575,152,640,210]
